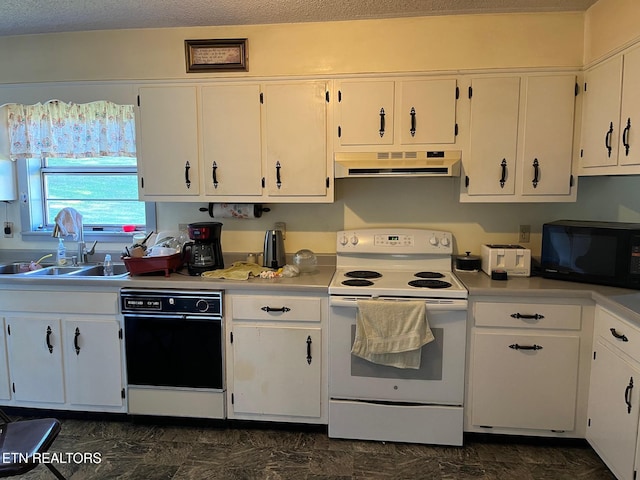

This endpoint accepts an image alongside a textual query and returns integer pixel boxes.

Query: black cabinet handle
[509,343,543,351]
[499,159,507,188]
[74,327,81,355]
[511,313,545,320]
[379,108,386,137]
[625,377,634,414]
[306,335,312,365]
[605,122,614,157]
[46,326,53,354]
[212,161,218,189]
[275,161,282,189]
[410,107,416,137]
[623,118,631,156]
[261,306,291,313]
[184,161,191,189]
[610,327,629,342]
[532,159,540,188]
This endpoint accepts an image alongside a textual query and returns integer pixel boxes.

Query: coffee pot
[263,230,286,269]
[183,222,224,276]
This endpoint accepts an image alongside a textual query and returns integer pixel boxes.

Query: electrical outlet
[274,221,286,239]
[3,222,13,238]
[178,223,188,231]
[519,224,531,243]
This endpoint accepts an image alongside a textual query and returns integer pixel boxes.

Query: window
[43,156,144,227]
[4,100,155,240]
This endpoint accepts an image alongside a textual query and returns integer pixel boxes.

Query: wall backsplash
[3,175,634,259]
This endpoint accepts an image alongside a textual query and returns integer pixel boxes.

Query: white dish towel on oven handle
[351,299,434,369]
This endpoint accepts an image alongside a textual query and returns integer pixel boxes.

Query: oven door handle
[329,297,468,310]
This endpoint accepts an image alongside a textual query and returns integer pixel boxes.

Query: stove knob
[440,236,450,247]
[350,235,359,246]
[339,235,349,246]
[196,299,209,312]
[429,236,439,246]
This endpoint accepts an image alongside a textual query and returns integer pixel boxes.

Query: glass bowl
[293,249,317,273]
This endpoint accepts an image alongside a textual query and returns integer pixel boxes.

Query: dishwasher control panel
[120,288,222,316]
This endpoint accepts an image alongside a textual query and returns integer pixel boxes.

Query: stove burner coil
[342,279,375,287]
[414,271,445,279]
[344,270,382,279]
[408,279,452,289]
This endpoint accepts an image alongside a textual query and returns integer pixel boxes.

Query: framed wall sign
[185,38,248,72]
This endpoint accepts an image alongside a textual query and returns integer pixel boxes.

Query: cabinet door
[619,45,640,167]
[232,325,321,418]
[202,84,263,196]
[398,79,457,145]
[580,56,623,168]
[263,82,328,197]
[137,86,200,196]
[520,75,576,196]
[471,331,579,431]
[467,77,520,195]
[336,80,394,146]
[64,319,123,407]
[0,318,11,401]
[6,317,64,403]
[587,340,640,480]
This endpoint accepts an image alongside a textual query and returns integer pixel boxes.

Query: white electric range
[328,228,468,446]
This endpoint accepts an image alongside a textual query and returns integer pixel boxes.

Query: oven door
[124,314,223,390]
[329,297,467,405]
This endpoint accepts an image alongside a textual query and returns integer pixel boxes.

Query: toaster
[481,244,531,277]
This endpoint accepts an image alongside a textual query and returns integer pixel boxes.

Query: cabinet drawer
[475,302,581,330]
[595,306,640,361]
[232,296,321,322]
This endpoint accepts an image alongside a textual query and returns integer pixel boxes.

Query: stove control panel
[337,228,453,255]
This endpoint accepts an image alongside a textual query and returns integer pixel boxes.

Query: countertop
[455,270,640,325]
[0,264,336,294]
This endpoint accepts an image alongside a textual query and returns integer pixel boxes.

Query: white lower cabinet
[64,318,124,407]
[0,318,10,401]
[227,293,327,423]
[466,297,591,437]
[587,306,640,480]
[6,317,65,403]
[0,288,125,412]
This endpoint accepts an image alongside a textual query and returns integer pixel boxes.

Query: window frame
[17,157,156,243]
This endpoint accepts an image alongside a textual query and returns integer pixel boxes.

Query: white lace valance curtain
[6,100,136,160]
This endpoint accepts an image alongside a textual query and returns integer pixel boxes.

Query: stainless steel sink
[0,263,30,274]
[24,265,87,276]
[68,264,129,277]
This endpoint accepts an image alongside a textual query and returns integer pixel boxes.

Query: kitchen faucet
[52,216,97,264]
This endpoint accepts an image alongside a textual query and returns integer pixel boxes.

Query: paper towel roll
[203,203,269,219]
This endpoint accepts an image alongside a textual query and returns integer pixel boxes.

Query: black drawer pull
[610,328,629,342]
[306,335,312,365]
[509,343,543,351]
[511,313,545,320]
[261,306,291,313]
[74,327,81,355]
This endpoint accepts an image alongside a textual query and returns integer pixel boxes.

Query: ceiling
[1,0,599,37]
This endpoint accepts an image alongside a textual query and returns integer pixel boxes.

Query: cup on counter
[247,253,257,264]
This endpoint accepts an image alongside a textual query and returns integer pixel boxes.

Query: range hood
[335,151,461,178]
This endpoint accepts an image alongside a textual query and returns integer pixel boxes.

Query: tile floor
[14,416,616,480]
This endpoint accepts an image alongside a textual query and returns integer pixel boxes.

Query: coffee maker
[183,222,224,275]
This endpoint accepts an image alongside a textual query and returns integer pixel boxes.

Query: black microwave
[541,220,640,289]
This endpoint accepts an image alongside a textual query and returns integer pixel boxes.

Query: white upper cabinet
[461,74,577,202]
[335,77,458,149]
[262,81,330,198]
[201,84,263,197]
[137,86,201,197]
[580,44,640,174]
[465,76,520,197]
[137,81,332,203]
